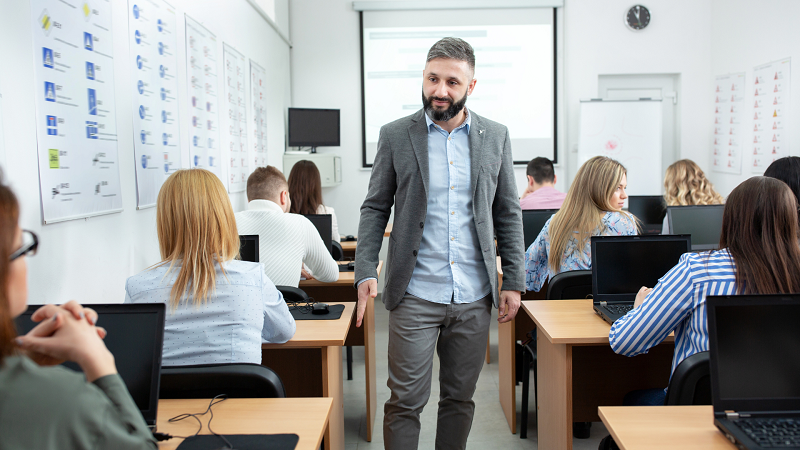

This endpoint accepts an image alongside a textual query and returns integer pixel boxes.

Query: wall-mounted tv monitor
[288,108,340,148]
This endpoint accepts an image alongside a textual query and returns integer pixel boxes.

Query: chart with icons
[710,72,745,175]
[752,58,791,173]
[250,60,268,168]
[223,43,249,193]
[129,0,181,209]
[31,0,122,223]
[184,15,221,179]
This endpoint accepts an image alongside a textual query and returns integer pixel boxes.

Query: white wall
[707,0,800,196]
[0,0,291,304]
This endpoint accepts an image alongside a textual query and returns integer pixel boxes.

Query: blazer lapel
[469,112,485,199]
[409,110,430,198]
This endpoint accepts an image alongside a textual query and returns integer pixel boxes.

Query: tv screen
[288,108,340,148]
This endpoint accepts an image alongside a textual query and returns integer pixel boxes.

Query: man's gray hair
[426,37,475,72]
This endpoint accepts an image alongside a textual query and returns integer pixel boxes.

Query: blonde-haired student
[525,156,638,292]
[662,159,724,233]
[125,169,295,366]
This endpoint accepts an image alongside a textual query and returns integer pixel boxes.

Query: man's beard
[422,89,468,122]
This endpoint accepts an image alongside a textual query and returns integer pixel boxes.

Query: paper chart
[710,72,746,174]
[250,60,268,168]
[222,43,249,192]
[752,58,791,173]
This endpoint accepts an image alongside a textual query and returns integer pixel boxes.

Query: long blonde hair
[663,159,724,206]
[548,156,633,272]
[156,169,240,308]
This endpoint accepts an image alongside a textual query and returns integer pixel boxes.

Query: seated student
[236,166,338,286]
[661,159,724,233]
[525,156,637,292]
[0,179,156,448]
[288,160,340,243]
[610,176,800,405]
[125,169,295,366]
[764,156,800,223]
[520,157,567,210]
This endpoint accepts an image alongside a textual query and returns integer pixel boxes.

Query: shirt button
[413,250,418,256]
[450,261,455,265]
[450,186,455,190]
[451,211,455,215]
[449,161,453,165]
[451,237,455,241]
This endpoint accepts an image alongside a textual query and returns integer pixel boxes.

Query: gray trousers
[383,293,492,450]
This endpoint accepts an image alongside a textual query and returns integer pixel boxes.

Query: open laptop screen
[708,295,800,413]
[14,303,165,426]
[303,214,333,255]
[239,235,259,263]
[667,205,724,250]
[522,209,558,250]
[591,235,691,302]
[627,196,666,235]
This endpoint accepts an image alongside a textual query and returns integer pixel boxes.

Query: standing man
[354,38,525,450]
[520,156,567,210]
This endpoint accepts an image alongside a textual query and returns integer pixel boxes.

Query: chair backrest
[331,241,344,261]
[664,351,711,405]
[276,285,311,303]
[546,270,592,300]
[160,363,286,399]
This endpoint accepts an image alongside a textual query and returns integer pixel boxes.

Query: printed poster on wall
[752,58,791,173]
[222,43,249,192]
[129,0,181,209]
[250,60,268,168]
[31,0,122,223]
[710,72,745,175]
[185,15,221,178]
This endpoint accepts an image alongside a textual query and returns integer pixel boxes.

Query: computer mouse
[344,235,356,242]
[312,303,330,315]
[347,262,356,270]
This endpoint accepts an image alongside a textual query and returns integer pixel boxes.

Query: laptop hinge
[600,301,607,307]
[725,411,740,420]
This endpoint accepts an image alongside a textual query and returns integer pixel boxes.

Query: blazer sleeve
[355,127,396,285]
[493,128,526,293]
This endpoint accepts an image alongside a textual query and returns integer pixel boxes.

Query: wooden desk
[521,300,674,450]
[339,223,392,257]
[261,302,353,450]
[300,261,384,442]
[599,405,731,450]
[157,397,332,450]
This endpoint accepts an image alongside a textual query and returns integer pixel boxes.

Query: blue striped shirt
[609,249,738,379]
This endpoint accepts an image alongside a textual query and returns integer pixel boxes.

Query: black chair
[331,241,344,261]
[160,363,286,399]
[664,351,711,405]
[520,270,593,439]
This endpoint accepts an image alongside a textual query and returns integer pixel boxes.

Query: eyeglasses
[10,230,38,261]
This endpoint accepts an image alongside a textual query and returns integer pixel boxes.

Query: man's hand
[634,286,652,308]
[356,279,377,327]
[521,185,535,199]
[498,290,521,323]
[300,263,314,281]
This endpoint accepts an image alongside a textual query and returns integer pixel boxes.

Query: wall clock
[625,5,650,31]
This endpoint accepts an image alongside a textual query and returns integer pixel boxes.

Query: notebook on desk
[708,295,800,450]
[14,303,166,430]
[591,235,691,324]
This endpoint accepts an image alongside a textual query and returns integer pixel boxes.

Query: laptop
[627,196,666,235]
[522,209,559,250]
[591,235,691,324]
[667,205,725,251]
[303,214,333,256]
[238,234,259,263]
[708,294,800,450]
[14,303,166,430]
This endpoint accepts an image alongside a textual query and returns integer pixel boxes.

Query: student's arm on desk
[302,219,339,283]
[261,273,296,343]
[609,254,694,356]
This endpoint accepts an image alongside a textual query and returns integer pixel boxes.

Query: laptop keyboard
[604,304,634,315]
[738,418,800,447]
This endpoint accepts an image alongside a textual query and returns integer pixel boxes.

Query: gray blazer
[355,109,525,310]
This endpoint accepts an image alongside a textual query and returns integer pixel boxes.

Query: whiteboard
[578,100,663,196]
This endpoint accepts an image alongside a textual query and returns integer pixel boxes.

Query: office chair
[331,241,344,261]
[520,270,593,439]
[160,363,286,398]
[664,351,711,405]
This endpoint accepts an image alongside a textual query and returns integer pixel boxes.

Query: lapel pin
[479,129,484,135]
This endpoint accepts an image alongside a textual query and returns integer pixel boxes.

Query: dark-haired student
[0,178,156,449]
[519,157,566,210]
[765,156,800,223]
[288,160,340,243]
[610,176,800,405]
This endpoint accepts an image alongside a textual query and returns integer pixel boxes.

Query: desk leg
[485,335,491,364]
[322,346,345,450]
[537,338,571,450]
[364,294,377,442]
[498,317,516,433]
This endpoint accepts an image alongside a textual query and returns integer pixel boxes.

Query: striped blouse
[609,249,738,379]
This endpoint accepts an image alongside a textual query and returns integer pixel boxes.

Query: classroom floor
[341,297,608,449]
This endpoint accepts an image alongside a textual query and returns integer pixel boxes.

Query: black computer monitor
[287,108,340,148]
[14,303,166,427]
[304,214,332,255]
[591,235,691,303]
[628,195,666,235]
[522,209,559,250]
[239,235,259,263]
[667,205,725,251]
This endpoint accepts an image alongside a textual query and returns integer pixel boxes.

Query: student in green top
[0,176,156,450]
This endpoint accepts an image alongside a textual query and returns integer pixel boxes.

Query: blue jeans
[623,388,667,406]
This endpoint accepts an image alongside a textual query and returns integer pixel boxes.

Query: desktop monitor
[627,195,666,235]
[522,209,558,250]
[14,303,166,427]
[667,205,725,251]
[239,235,259,263]
[591,235,691,303]
[304,214,333,255]
[287,108,340,148]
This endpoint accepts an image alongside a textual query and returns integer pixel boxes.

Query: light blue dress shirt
[405,110,491,304]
